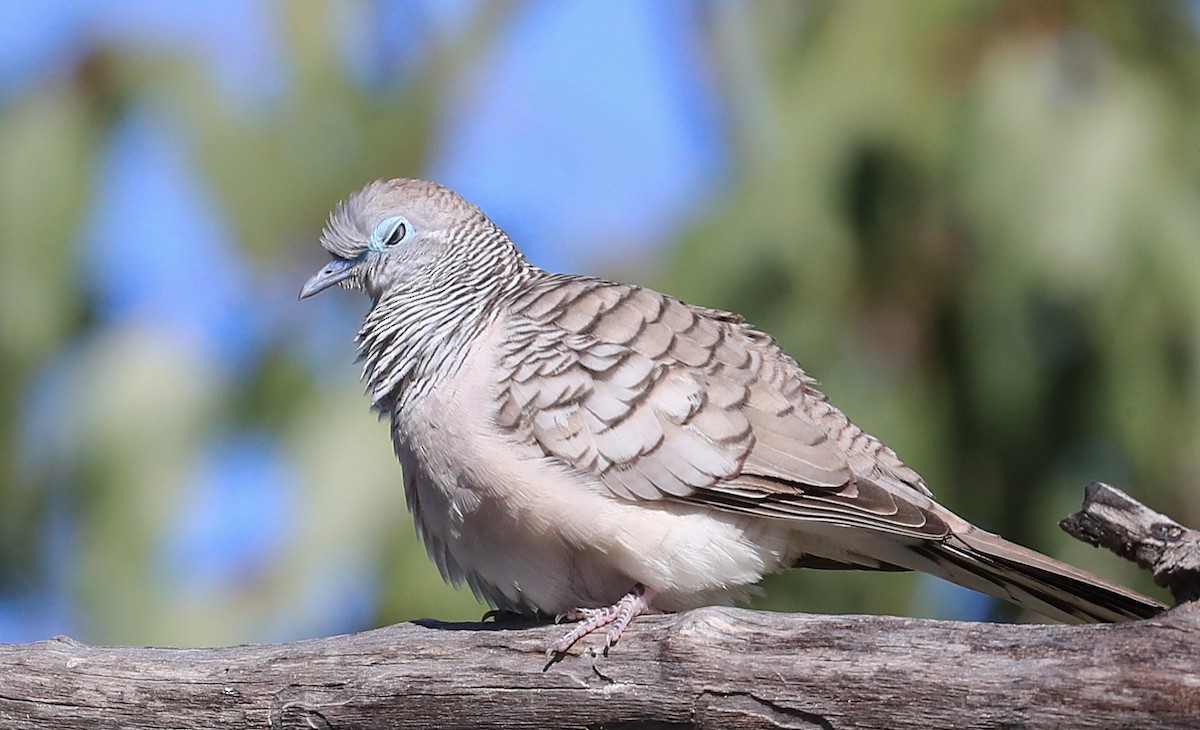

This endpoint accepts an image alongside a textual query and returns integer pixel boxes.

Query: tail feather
[915,529,1165,623]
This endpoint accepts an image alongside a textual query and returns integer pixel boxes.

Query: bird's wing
[496,276,947,541]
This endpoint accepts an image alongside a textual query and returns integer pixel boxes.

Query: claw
[546,584,658,656]
[482,608,532,623]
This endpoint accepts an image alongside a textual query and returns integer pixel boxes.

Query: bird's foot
[481,608,542,624]
[547,584,658,656]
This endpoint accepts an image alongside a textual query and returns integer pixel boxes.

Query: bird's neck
[356,255,540,413]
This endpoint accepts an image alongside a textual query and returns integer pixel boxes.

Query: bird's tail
[912,527,1165,623]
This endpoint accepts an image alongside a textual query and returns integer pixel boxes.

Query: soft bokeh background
[2,0,1198,646]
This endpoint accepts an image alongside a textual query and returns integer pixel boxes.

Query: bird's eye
[369,216,410,252]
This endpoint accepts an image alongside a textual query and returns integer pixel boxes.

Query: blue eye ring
[368,215,410,253]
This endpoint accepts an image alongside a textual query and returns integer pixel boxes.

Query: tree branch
[1061,481,1200,602]
[0,483,1195,730]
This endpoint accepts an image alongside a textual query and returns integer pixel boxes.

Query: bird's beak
[300,257,357,299]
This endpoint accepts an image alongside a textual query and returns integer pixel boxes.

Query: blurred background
[2,0,1199,646]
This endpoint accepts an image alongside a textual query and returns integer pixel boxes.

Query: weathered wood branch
[1,605,1197,730]
[0,483,1195,730]
[1061,481,1200,602]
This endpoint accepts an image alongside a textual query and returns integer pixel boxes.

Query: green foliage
[662,0,1200,617]
[2,1,1198,643]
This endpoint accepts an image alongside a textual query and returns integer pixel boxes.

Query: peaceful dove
[300,178,1164,655]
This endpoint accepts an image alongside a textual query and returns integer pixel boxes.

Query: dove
[300,178,1164,655]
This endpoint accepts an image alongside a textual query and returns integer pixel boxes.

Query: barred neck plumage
[355,234,540,413]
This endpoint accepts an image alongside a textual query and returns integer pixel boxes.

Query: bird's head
[299,178,514,301]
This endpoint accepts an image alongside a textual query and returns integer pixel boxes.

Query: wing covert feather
[497,276,940,538]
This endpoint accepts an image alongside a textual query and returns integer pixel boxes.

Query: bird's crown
[319,178,487,260]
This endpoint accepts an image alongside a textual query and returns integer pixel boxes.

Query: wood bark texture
[0,483,1194,730]
[1061,482,1200,602]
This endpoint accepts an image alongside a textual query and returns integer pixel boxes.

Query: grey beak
[300,257,357,299]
